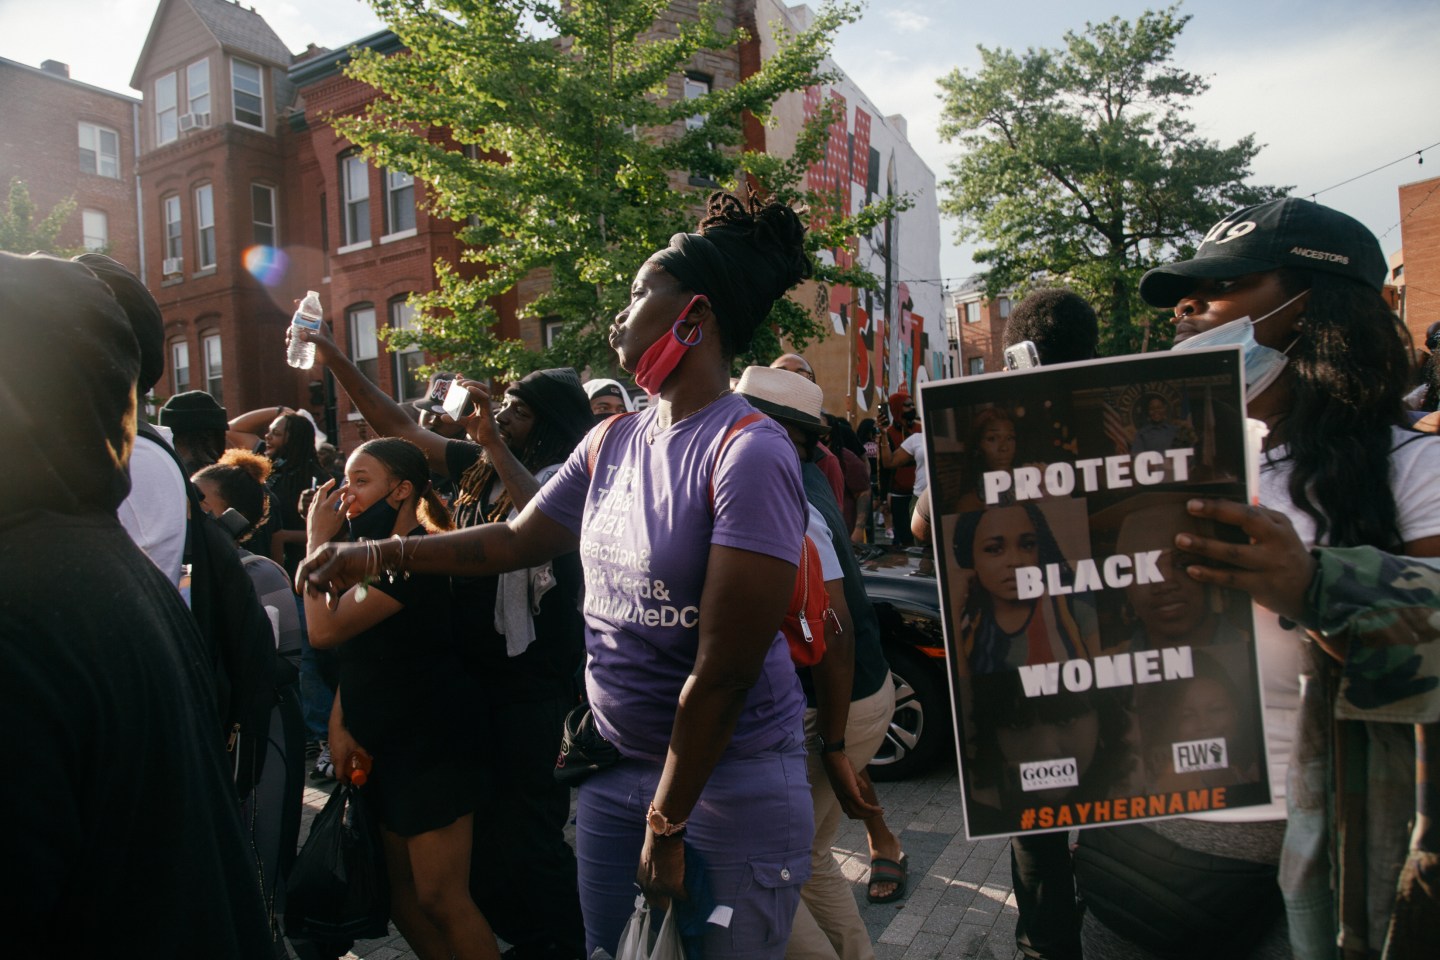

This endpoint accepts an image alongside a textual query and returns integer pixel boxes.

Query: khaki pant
[786,676,897,960]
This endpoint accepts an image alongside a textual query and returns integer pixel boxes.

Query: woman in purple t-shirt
[301,193,822,959]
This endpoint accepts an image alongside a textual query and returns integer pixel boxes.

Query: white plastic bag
[613,896,686,960]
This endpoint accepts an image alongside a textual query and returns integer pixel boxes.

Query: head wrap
[888,391,911,421]
[507,367,593,450]
[647,192,811,354]
[74,253,165,392]
[0,252,139,517]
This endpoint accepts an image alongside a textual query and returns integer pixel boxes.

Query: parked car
[855,544,954,781]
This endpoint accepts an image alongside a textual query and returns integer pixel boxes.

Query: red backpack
[586,411,838,666]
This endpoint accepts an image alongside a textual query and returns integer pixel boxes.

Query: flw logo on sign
[1019,759,1079,792]
[1173,738,1228,774]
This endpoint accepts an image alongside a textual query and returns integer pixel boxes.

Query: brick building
[1398,174,1440,345]
[951,279,1011,376]
[0,56,140,266]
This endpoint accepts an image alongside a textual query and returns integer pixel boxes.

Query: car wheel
[868,643,948,781]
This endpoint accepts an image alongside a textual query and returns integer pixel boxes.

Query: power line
[1301,141,1439,202]
[1381,176,1440,240]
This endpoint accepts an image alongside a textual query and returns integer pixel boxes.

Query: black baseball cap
[1140,198,1387,308]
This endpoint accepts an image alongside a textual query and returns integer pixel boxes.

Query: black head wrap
[0,252,140,517]
[648,192,812,355]
[74,253,165,392]
[507,367,593,451]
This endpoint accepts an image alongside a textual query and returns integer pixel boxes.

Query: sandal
[866,853,908,904]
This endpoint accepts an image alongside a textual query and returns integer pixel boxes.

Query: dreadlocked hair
[452,403,577,524]
[193,449,273,543]
[356,437,453,533]
[696,191,812,356]
[1271,268,1411,548]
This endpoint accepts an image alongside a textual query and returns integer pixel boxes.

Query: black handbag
[1072,823,1283,958]
[554,702,620,786]
[284,781,391,941]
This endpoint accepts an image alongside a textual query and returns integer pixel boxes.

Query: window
[171,341,190,393]
[203,333,223,405]
[348,304,379,384]
[541,316,564,348]
[194,184,215,269]
[231,59,263,129]
[155,71,177,144]
[967,357,984,375]
[186,58,210,117]
[78,122,120,178]
[81,209,107,251]
[341,154,370,246]
[390,299,425,401]
[162,194,182,262]
[251,183,277,247]
[683,74,710,130]
[997,297,1011,319]
[385,169,415,235]
[964,301,980,324]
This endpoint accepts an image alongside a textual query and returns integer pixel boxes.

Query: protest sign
[918,347,1271,838]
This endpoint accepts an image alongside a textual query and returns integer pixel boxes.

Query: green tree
[937,6,1286,354]
[336,0,896,379]
[0,178,80,256]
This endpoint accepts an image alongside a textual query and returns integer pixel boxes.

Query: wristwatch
[647,802,687,837]
[818,734,847,754]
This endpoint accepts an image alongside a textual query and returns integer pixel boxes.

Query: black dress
[338,527,487,837]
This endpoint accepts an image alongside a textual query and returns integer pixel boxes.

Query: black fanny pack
[554,702,620,786]
[1072,824,1283,958]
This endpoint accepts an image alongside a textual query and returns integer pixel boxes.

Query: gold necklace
[647,389,731,444]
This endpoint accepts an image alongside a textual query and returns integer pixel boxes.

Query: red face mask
[631,295,707,397]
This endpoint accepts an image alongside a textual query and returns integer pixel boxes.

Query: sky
[3,0,1438,291]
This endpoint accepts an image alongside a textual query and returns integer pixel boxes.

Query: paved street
[293,754,1025,960]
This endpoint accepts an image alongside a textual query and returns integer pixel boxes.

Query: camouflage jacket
[1282,547,1440,960]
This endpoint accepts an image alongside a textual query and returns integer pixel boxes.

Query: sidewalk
[294,756,1023,960]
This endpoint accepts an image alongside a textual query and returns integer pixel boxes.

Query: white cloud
[893,10,932,34]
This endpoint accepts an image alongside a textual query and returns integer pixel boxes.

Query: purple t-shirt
[533,393,807,762]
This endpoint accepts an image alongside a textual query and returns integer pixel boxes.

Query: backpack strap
[707,412,766,513]
[586,411,636,477]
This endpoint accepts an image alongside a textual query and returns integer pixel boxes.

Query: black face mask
[902,409,917,424]
[347,490,400,541]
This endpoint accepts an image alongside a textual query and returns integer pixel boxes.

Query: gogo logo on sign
[1172,737,1228,774]
[1018,759,1079,792]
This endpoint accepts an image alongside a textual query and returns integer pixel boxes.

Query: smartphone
[443,378,476,420]
[1004,340,1041,371]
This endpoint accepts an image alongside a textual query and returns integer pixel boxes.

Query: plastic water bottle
[286,290,324,369]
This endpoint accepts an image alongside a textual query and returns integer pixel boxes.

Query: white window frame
[340,154,371,249]
[230,58,264,130]
[997,297,1011,319]
[964,301,980,324]
[349,304,379,384]
[683,74,710,131]
[251,183,277,247]
[186,58,210,118]
[194,184,216,270]
[78,122,120,178]
[383,169,416,239]
[162,194,183,261]
[155,71,178,145]
[171,340,191,393]
[202,333,223,405]
[390,298,425,401]
[541,317,564,348]
[81,209,108,252]
[967,357,984,375]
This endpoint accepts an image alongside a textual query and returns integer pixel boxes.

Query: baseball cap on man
[1139,198,1387,308]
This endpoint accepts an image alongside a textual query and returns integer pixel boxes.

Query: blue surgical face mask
[1170,290,1306,402]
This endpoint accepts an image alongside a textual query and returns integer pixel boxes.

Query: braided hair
[650,191,812,358]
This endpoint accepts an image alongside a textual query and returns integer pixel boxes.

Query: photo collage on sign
[919,348,1271,839]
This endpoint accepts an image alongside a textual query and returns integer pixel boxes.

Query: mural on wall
[802,84,936,417]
